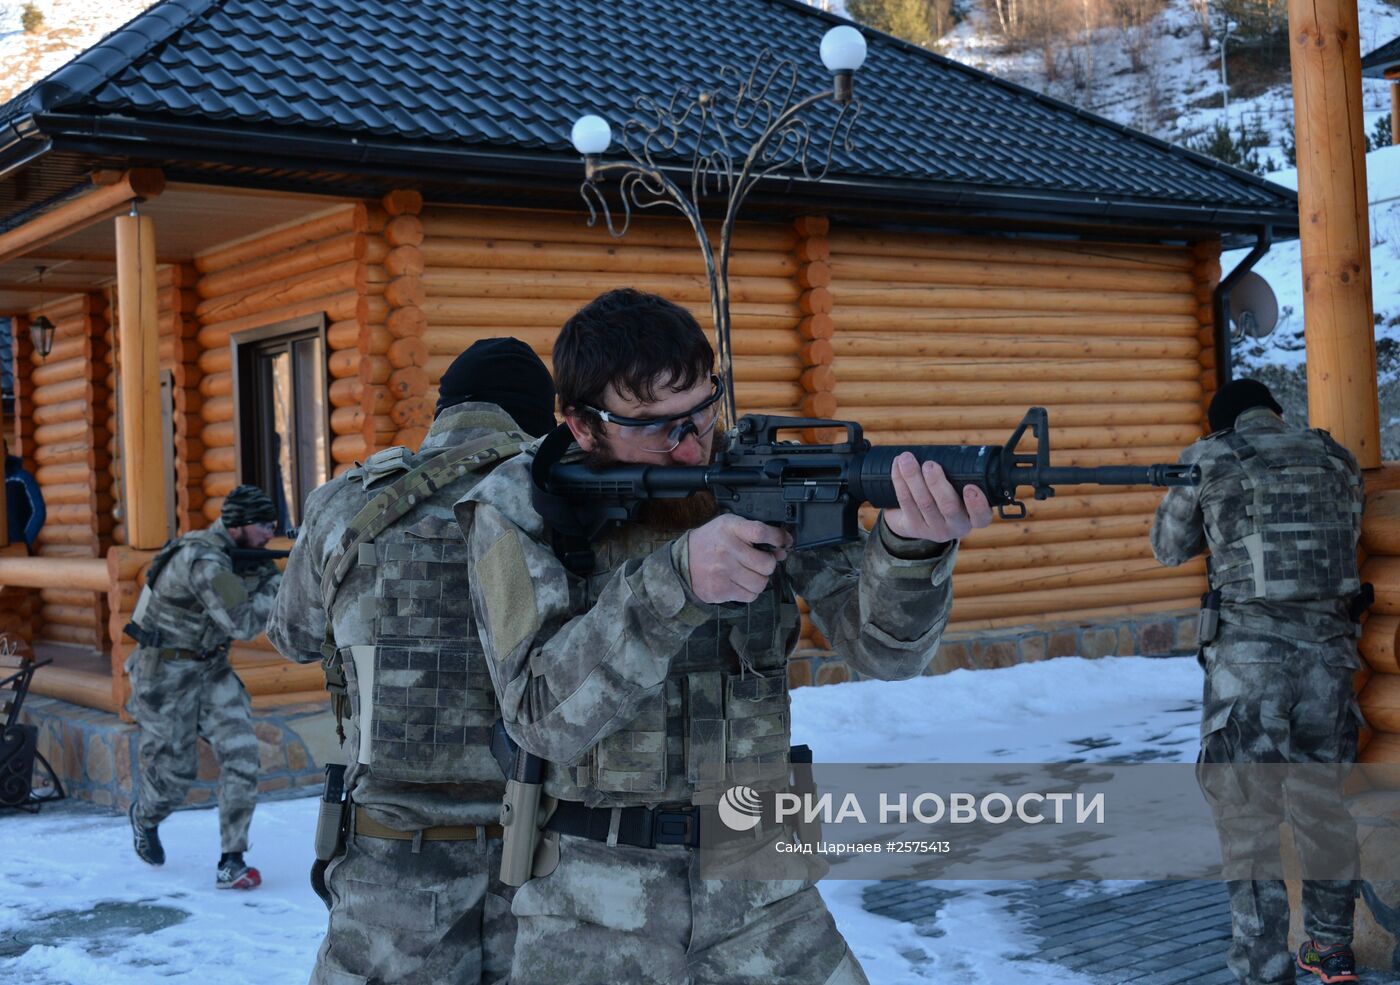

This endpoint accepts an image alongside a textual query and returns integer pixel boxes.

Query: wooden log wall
[1193,241,1222,414]
[368,190,430,453]
[825,228,1210,633]
[194,202,370,518]
[1359,476,1400,765]
[28,293,113,650]
[418,206,804,418]
[163,264,204,532]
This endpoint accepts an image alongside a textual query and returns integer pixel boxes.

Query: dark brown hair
[554,289,714,428]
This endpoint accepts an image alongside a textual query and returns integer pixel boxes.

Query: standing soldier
[1152,378,1367,985]
[459,289,992,985]
[267,338,556,985]
[126,484,282,890]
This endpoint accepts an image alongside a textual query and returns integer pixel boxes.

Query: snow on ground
[0,656,1203,984]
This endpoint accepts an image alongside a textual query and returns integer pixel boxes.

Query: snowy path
[0,655,1228,984]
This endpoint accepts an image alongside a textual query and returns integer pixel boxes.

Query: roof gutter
[21,112,1302,237]
[0,114,54,181]
[1212,225,1273,386]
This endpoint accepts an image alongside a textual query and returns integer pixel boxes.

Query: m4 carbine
[229,547,290,575]
[534,407,1200,550]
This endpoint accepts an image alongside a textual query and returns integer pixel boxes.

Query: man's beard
[584,444,721,532]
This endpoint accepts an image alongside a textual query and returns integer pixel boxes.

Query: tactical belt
[352,806,503,843]
[546,800,703,849]
[153,647,226,662]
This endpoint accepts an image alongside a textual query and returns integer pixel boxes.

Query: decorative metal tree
[570,25,868,427]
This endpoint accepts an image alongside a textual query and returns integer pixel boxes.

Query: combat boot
[216,852,262,890]
[129,804,165,866]
[1296,939,1359,983]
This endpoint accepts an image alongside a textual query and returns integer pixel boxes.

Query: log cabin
[0,0,1392,789]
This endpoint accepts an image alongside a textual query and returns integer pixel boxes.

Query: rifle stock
[535,408,1199,550]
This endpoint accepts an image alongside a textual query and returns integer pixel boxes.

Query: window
[231,314,329,535]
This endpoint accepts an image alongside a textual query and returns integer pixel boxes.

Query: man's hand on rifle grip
[686,515,793,604]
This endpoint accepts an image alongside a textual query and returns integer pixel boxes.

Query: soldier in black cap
[1153,379,1366,985]
[126,484,283,889]
[269,337,555,985]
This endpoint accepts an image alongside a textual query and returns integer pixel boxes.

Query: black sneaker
[129,804,165,866]
[1297,939,1359,983]
[216,853,262,890]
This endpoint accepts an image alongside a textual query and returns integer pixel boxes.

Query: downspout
[1212,225,1273,386]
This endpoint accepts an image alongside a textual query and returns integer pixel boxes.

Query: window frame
[229,312,331,531]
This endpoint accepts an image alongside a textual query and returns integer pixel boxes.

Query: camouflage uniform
[459,447,958,985]
[126,520,281,853]
[1152,406,1366,985]
[268,403,528,985]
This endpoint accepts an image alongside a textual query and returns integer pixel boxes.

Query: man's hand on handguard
[883,452,993,543]
[687,515,792,604]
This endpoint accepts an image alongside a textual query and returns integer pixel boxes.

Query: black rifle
[229,547,290,574]
[534,407,1200,550]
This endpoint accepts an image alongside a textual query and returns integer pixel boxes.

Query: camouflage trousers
[311,822,514,985]
[126,648,259,854]
[1197,627,1365,985]
[507,829,868,985]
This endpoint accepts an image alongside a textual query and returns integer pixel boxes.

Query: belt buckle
[651,808,697,847]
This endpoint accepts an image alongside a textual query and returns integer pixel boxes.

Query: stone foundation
[15,695,340,812]
[787,609,1199,687]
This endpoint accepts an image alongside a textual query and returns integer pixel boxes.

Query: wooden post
[1287,0,1380,466]
[0,408,9,549]
[1391,74,1399,146]
[114,209,170,547]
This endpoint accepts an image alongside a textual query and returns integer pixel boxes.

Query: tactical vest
[565,523,800,804]
[133,528,240,653]
[1206,428,1362,603]
[321,431,528,785]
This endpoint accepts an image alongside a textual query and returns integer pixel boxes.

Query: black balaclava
[435,338,556,438]
[1208,378,1283,433]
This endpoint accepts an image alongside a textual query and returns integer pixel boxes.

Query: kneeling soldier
[268,338,556,985]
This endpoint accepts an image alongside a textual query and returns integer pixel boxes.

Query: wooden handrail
[0,557,109,591]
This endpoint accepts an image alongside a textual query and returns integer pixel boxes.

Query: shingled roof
[0,0,1297,234]
[1362,36,1400,77]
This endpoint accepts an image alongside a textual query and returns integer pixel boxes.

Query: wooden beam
[0,169,165,266]
[1287,0,1380,466]
[115,211,169,548]
[0,282,104,293]
[0,556,109,590]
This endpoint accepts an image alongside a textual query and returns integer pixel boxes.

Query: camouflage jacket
[139,520,281,652]
[267,402,524,828]
[459,446,958,806]
[1151,407,1364,642]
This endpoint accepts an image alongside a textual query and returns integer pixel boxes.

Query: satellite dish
[1229,271,1278,341]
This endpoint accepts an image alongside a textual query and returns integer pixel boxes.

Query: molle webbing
[315,430,526,765]
[1210,430,1361,602]
[319,431,528,617]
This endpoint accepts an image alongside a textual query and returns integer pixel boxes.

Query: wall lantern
[28,266,55,361]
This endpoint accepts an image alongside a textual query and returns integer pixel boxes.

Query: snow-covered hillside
[1224,145,1400,453]
[0,1,156,106]
[936,0,1400,169]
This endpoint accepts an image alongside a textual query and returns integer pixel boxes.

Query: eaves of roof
[0,109,1300,241]
[1361,36,1400,77]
